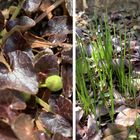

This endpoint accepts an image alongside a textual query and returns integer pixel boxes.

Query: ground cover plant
[76,9,140,140]
[0,0,72,139]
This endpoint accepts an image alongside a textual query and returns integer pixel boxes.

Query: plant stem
[35,96,51,112]
[11,0,25,20]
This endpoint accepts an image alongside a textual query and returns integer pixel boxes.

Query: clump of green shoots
[76,14,138,122]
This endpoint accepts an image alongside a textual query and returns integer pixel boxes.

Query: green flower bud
[45,75,63,92]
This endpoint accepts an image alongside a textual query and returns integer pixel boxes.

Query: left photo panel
[0,0,73,140]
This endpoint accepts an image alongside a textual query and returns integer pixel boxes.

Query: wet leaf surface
[61,48,72,97]
[49,95,72,122]
[0,51,38,94]
[6,16,36,31]
[34,53,59,76]
[39,111,72,137]
[3,31,33,57]
[61,48,72,64]
[61,64,72,97]
[42,16,72,43]
[23,0,42,13]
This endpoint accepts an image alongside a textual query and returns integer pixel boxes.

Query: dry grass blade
[24,33,72,49]
[35,0,65,23]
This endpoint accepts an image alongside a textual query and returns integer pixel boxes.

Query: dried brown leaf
[115,108,140,127]
[0,51,38,94]
[103,124,128,140]
[39,112,72,137]
[49,95,72,122]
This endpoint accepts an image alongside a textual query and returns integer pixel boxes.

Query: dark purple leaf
[23,0,42,13]
[0,89,26,122]
[11,113,36,140]
[61,48,72,97]
[42,16,72,43]
[3,31,33,57]
[52,133,72,140]
[0,10,4,32]
[61,64,72,97]
[0,120,18,140]
[48,34,67,43]
[61,48,72,64]
[39,112,72,137]
[0,62,9,74]
[34,53,59,75]
[0,50,38,94]
[6,16,36,31]
[49,95,72,122]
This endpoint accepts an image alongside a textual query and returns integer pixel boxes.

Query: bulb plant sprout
[76,14,139,121]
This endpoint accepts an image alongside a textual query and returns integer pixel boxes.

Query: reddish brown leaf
[34,53,59,76]
[6,16,35,31]
[0,51,38,94]
[39,112,72,137]
[61,48,72,64]
[42,16,72,43]
[49,95,72,122]
[61,64,72,97]
[3,31,33,57]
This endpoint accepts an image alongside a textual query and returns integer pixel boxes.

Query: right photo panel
[76,0,140,139]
